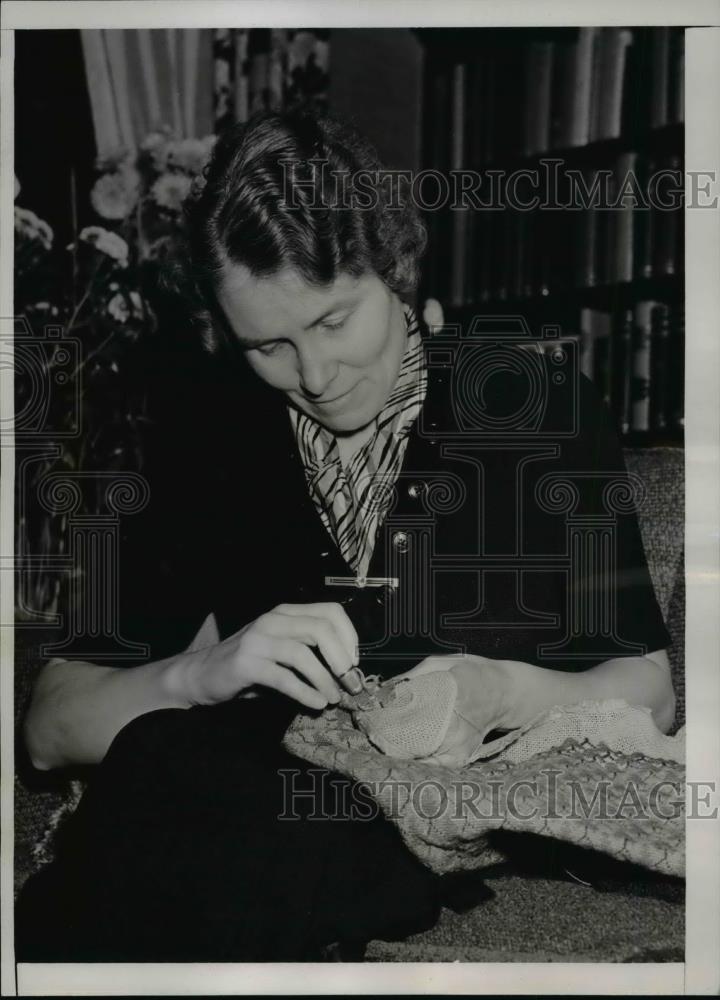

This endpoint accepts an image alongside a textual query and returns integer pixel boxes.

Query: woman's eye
[322,316,347,332]
[256,342,285,358]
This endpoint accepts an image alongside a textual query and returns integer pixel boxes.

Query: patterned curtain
[213,29,330,133]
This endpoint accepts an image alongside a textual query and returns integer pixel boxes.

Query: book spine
[593,310,614,407]
[634,156,656,279]
[650,28,670,129]
[669,29,685,124]
[524,43,541,156]
[512,208,528,299]
[463,60,479,304]
[593,28,613,140]
[550,39,574,149]
[530,42,554,154]
[498,207,514,301]
[649,302,671,431]
[613,151,639,282]
[668,302,685,431]
[579,307,596,380]
[577,169,600,287]
[522,206,538,298]
[483,56,497,164]
[653,153,682,276]
[489,210,507,301]
[464,204,476,305]
[596,198,612,288]
[605,29,633,139]
[620,27,641,140]
[613,307,634,434]
[476,209,494,303]
[449,62,467,308]
[588,28,607,142]
[467,58,484,169]
[631,300,656,432]
[497,47,524,159]
[570,27,596,147]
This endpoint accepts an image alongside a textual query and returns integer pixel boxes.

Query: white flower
[107,290,144,323]
[167,137,210,174]
[14,175,20,200]
[151,172,193,212]
[76,226,129,268]
[200,134,217,160]
[90,167,140,220]
[95,147,133,172]
[141,131,172,172]
[14,207,54,250]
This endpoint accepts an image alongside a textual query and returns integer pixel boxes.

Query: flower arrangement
[14,131,216,617]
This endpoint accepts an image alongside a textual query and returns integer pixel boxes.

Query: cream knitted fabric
[283,697,686,877]
[350,673,460,759]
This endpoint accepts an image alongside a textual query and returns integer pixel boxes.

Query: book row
[425,151,683,308]
[429,27,685,169]
[552,301,684,436]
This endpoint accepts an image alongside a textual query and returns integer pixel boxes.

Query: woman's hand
[177,602,362,711]
[397,654,513,766]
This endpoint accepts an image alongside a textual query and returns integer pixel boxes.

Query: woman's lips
[313,382,359,409]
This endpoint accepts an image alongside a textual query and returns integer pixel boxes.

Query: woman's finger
[257,611,355,684]
[276,602,359,666]
[268,637,342,704]
[248,658,330,711]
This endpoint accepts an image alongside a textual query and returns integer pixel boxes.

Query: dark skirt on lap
[16,696,447,962]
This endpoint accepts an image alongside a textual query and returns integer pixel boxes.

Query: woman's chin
[309,395,380,435]
[320,410,375,435]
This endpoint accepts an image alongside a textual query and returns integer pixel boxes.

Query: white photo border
[1,2,718,996]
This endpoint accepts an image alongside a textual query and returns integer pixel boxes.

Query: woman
[18,108,675,961]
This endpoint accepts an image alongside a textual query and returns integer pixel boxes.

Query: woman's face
[217,265,409,434]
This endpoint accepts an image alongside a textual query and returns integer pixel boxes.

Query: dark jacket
[111,326,670,677]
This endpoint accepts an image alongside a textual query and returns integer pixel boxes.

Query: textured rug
[365,864,684,962]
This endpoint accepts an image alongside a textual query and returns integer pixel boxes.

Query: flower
[167,137,210,174]
[14,175,20,200]
[140,130,172,172]
[289,30,317,69]
[200,134,217,161]
[75,226,129,268]
[151,172,193,212]
[95,147,133,172]
[107,290,144,323]
[14,207,54,250]
[90,167,140,220]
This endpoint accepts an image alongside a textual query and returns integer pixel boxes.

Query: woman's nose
[297,348,338,398]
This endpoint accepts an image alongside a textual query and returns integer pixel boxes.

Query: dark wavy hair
[169,107,427,353]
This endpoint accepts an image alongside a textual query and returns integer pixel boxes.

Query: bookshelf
[416,27,685,447]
